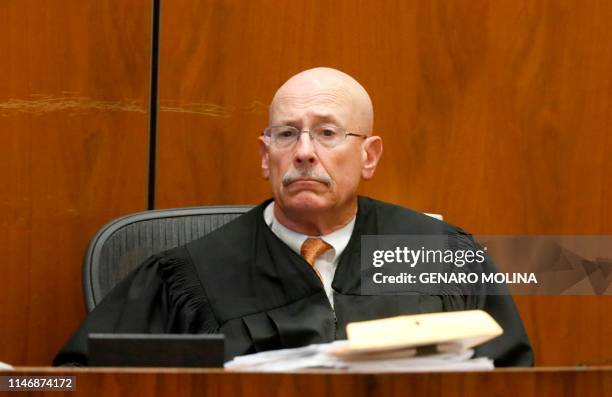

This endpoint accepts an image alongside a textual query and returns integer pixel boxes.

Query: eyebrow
[277,114,342,127]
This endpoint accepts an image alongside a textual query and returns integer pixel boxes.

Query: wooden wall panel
[5,368,612,397]
[156,0,612,366]
[0,1,151,365]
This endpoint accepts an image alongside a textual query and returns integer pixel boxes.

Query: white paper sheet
[225,341,494,372]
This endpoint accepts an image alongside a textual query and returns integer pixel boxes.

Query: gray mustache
[282,167,333,187]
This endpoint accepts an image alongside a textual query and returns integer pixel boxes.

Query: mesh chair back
[83,206,252,312]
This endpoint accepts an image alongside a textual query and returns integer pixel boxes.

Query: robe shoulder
[53,247,218,366]
[361,196,464,234]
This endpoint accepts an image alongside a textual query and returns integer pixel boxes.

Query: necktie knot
[300,238,332,267]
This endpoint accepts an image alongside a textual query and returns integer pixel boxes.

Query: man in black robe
[54,67,533,366]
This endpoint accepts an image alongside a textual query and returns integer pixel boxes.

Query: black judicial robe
[54,197,533,367]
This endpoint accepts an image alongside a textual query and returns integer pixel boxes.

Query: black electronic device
[88,333,225,367]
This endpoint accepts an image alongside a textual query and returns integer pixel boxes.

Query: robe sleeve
[441,230,534,367]
[52,248,219,366]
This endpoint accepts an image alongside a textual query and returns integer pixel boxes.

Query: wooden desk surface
[1,367,611,396]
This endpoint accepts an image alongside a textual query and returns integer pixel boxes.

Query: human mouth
[289,178,323,185]
[282,168,333,187]
[283,177,332,188]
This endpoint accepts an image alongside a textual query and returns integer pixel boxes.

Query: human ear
[258,136,270,180]
[361,136,383,180]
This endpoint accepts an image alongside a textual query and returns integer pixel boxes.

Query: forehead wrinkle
[274,88,353,108]
[274,113,342,128]
[271,88,358,127]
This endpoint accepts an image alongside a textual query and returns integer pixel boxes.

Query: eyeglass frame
[261,124,367,148]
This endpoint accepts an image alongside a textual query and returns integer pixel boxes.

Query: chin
[280,191,332,213]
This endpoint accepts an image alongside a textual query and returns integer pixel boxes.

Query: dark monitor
[88,333,225,367]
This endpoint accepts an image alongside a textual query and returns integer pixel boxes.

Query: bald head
[260,67,383,235]
[270,67,374,135]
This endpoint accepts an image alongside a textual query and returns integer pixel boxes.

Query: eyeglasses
[262,124,367,149]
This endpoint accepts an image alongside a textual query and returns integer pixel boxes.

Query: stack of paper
[225,310,502,372]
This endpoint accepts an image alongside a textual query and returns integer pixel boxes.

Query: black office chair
[82,205,253,312]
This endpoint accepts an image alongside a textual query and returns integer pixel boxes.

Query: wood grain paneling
[514,296,612,366]
[4,367,612,397]
[156,0,612,366]
[0,1,151,365]
[157,0,612,236]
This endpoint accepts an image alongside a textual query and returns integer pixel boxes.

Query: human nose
[293,130,317,165]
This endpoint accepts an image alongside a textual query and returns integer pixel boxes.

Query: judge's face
[259,74,380,217]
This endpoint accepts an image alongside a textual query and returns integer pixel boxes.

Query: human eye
[317,125,340,138]
[273,126,297,139]
[313,126,342,147]
[322,128,337,137]
[270,126,298,147]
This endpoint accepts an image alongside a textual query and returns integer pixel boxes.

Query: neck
[273,198,358,236]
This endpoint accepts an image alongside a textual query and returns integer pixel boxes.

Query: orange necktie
[300,238,332,281]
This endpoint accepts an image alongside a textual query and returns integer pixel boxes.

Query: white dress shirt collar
[263,201,355,262]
